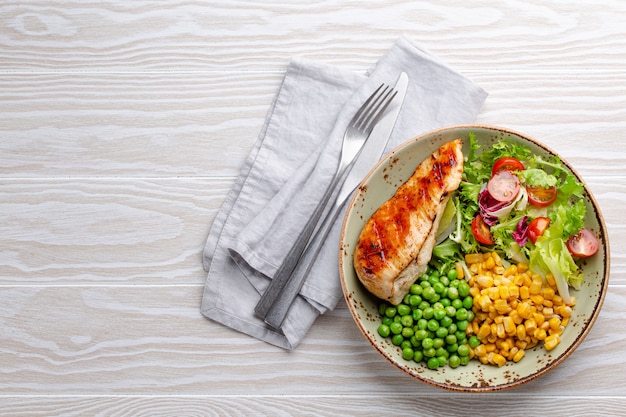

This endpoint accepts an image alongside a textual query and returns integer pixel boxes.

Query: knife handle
[263,189,348,329]
[254,166,342,319]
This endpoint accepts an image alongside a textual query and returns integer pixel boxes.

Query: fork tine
[352,85,391,128]
[358,88,398,134]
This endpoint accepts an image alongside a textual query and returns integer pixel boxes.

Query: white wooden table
[2,1,625,415]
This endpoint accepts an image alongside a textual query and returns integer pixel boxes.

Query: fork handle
[254,166,344,318]
[263,189,347,329]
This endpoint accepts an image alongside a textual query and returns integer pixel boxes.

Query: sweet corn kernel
[520,286,530,300]
[544,334,560,351]
[492,353,507,367]
[476,274,494,289]
[529,277,543,295]
[483,256,496,270]
[512,349,526,362]
[503,316,516,334]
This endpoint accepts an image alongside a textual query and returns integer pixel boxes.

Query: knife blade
[263,72,409,330]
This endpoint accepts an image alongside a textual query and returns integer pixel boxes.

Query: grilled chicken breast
[353,139,464,305]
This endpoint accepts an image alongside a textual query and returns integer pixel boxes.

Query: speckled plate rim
[338,124,610,392]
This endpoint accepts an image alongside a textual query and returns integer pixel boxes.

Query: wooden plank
[0,179,224,285]
[1,71,625,178]
[1,1,625,71]
[0,284,623,395]
[1,395,626,417]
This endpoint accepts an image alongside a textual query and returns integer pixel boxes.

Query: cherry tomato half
[471,214,494,245]
[528,216,550,244]
[492,156,525,176]
[526,184,558,208]
[567,228,599,258]
[487,170,521,203]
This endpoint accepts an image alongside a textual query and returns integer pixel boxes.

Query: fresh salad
[433,133,599,304]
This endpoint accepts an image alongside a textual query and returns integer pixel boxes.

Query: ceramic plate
[339,125,609,391]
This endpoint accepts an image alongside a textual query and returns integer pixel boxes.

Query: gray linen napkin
[201,37,488,349]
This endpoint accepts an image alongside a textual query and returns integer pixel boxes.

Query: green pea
[455,330,466,342]
[436,327,449,338]
[378,303,388,316]
[412,309,423,321]
[435,347,449,359]
[433,281,445,294]
[458,281,470,298]
[427,357,440,369]
[402,347,414,361]
[449,354,461,368]
[382,316,393,326]
[390,322,403,335]
[413,349,424,363]
[415,329,428,341]
[409,294,422,307]
[440,316,453,328]
[447,286,459,300]
[451,298,463,310]
[456,308,469,321]
[403,294,411,305]
[457,344,470,357]
[440,275,450,287]
[433,338,444,349]
[420,280,431,288]
[410,284,423,295]
[446,343,459,353]
[456,320,469,332]
[428,275,440,286]
[427,319,439,332]
[445,305,457,318]
[467,310,475,322]
[460,355,470,366]
[391,334,404,346]
[422,338,434,350]
[385,306,397,318]
[417,318,428,330]
[401,340,412,350]
[448,323,457,334]
[439,298,451,307]
[437,356,448,367]
[462,295,473,310]
[469,335,481,348]
[423,307,434,320]
[410,335,420,347]
[447,269,458,280]
[398,304,411,316]
[401,315,413,328]
[418,301,430,311]
[433,308,446,321]
[377,324,390,338]
[402,327,414,338]
[445,334,457,345]
[423,347,436,358]
[422,287,436,301]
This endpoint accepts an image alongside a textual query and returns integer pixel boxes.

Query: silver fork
[254,83,398,320]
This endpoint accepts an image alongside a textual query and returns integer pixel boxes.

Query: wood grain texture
[1,0,626,71]
[1,0,626,415]
[0,285,624,396]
